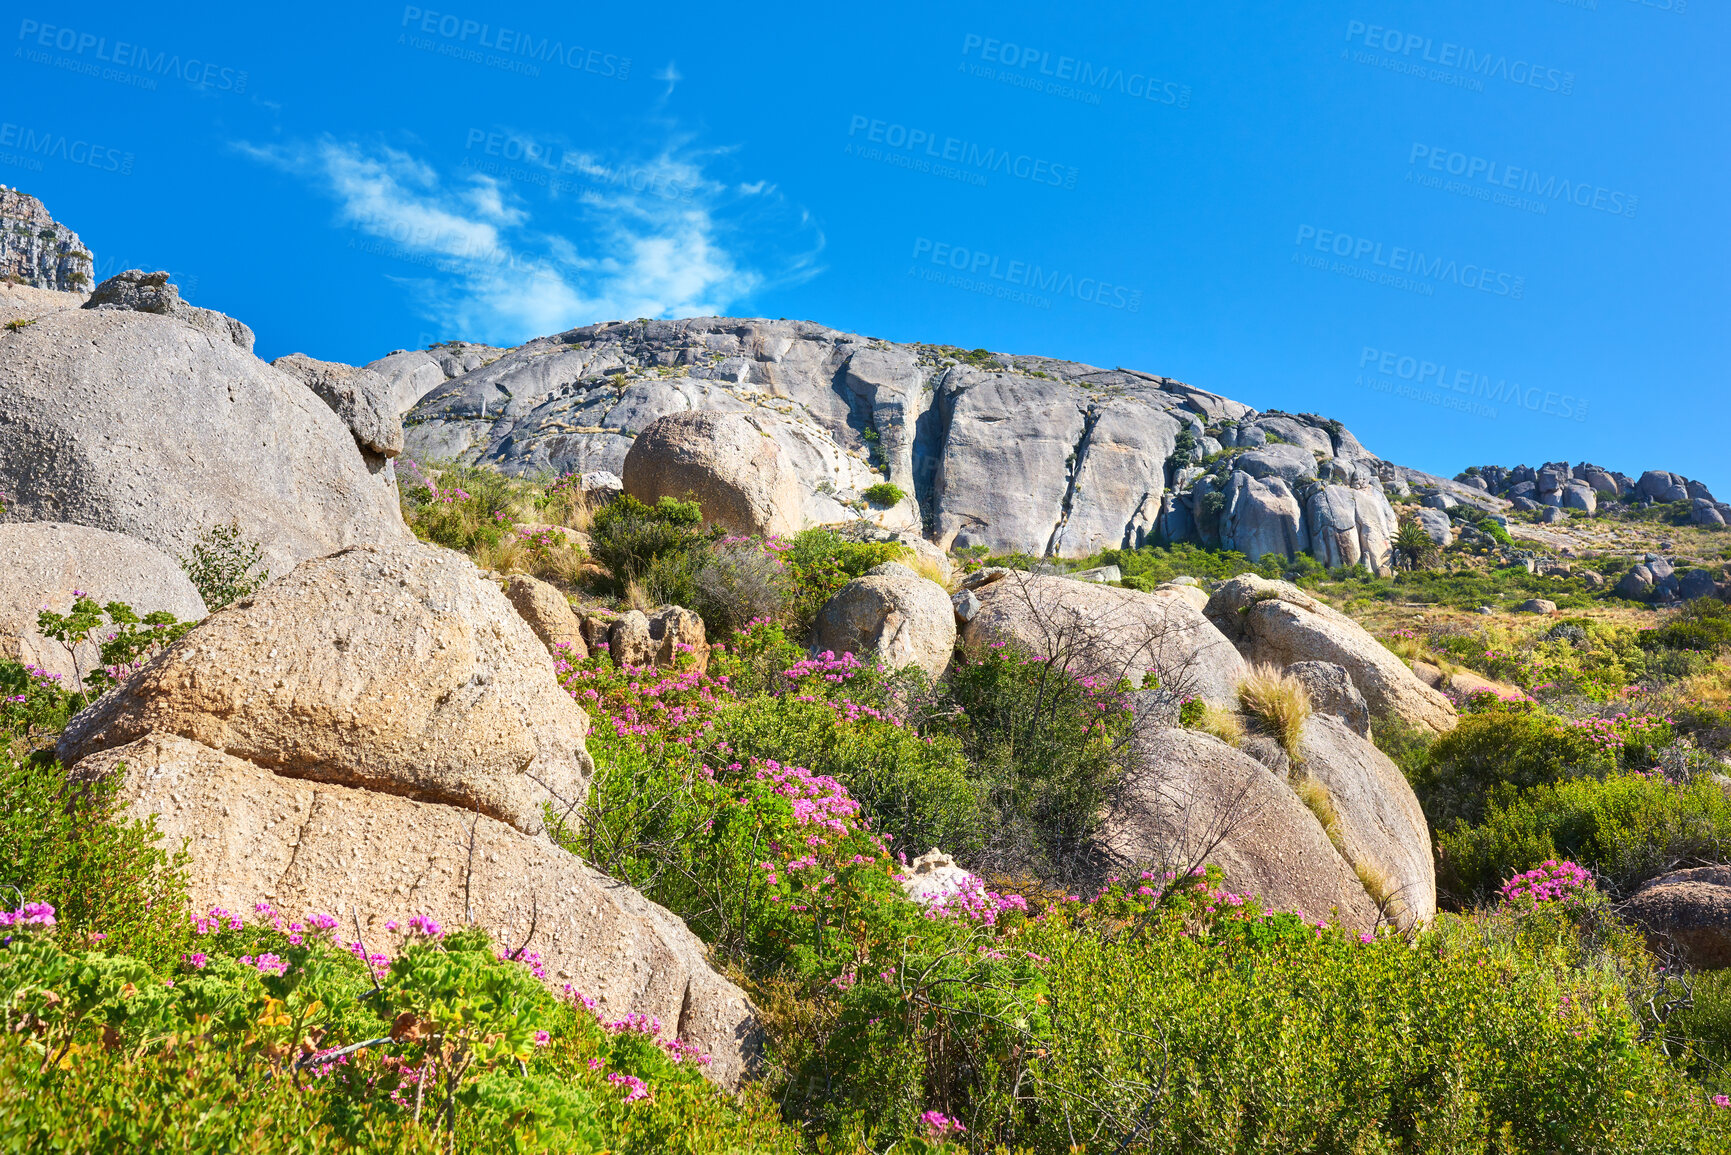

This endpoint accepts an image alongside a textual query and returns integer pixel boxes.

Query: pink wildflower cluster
[915,873,1028,928]
[1500,859,1595,908]
[755,759,862,835]
[1567,712,1672,755]
[607,1072,651,1102]
[921,1110,967,1138]
[781,650,868,685]
[238,952,289,976]
[557,656,727,744]
[0,902,56,930]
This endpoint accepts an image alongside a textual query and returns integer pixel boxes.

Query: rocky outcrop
[272,353,404,458]
[0,188,93,292]
[959,571,1245,708]
[1100,728,1379,930]
[1464,461,1720,518]
[1206,575,1457,735]
[622,410,804,537]
[812,563,956,680]
[0,304,409,577]
[0,522,208,681]
[84,270,254,352]
[1297,715,1435,927]
[1620,867,1731,969]
[898,849,976,906]
[505,574,588,661]
[1285,661,1370,738]
[1616,555,1681,603]
[69,732,760,1086]
[59,543,593,837]
[369,342,506,418]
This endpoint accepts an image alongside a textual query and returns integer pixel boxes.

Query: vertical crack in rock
[1044,404,1100,558]
[911,369,958,535]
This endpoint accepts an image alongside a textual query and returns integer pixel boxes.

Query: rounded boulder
[622,410,803,537]
[812,565,956,680]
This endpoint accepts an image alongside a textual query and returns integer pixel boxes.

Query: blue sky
[6,0,1725,494]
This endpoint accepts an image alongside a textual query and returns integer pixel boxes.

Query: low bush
[861,482,906,507]
[586,495,705,595]
[1437,772,1731,903]
[1235,664,1311,762]
[780,529,907,633]
[179,521,270,610]
[1407,703,1614,829]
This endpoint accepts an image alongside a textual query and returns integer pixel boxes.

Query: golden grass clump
[1192,704,1246,748]
[1236,663,1312,762]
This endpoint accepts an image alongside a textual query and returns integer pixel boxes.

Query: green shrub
[34,597,195,706]
[1437,772,1731,903]
[1642,598,1731,655]
[781,528,907,633]
[1408,703,1614,829]
[861,482,906,507]
[586,494,705,593]
[179,521,270,610]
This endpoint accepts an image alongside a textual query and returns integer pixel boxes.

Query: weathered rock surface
[1100,728,1379,930]
[960,573,1245,708]
[0,305,410,577]
[1412,507,1452,546]
[69,733,759,1086]
[1206,575,1457,735]
[0,522,208,681]
[84,269,254,352]
[898,849,976,906]
[1621,867,1731,969]
[1297,715,1435,926]
[506,574,588,660]
[58,544,593,836]
[1286,661,1370,738]
[606,610,656,669]
[647,605,710,671]
[272,353,404,458]
[812,565,955,680]
[0,187,93,292]
[622,410,804,537]
[369,342,506,418]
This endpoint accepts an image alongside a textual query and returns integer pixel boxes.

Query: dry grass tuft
[1193,704,1246,748]
[908,555,951,590]
[1237,664,1312,761]
[624,578,654,613]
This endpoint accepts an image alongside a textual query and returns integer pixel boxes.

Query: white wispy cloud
[239,131,822,345]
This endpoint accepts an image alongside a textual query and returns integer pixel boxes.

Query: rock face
[898,849,976,906]
[812,564,956,680]
[0,304,410,577]
[622,410,804,537]
[369,342,506,418]
[272,353,404,459]
[1616,555,1681,603]
[68,732,760,1087]
[1620,867,1731,969]
[84,270,254,353]
[959,572,1245,708]
[1297,715,1435,926]
[0,522,208,681]
[505,574,588,661]
[0,188,93,292]
[1285,661,1370,738]
[1206,575,1457,735]
[1100,728,1379,930]
[59,544,593,837]
[1412,508,1452,547]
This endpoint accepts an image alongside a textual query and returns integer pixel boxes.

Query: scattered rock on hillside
[506,574,588,661]
[1516,599,1557,615]
[272,353,404,459]
[68,732,759,1086]
[84,269,254,352]
[0,305,410,577]
[0,187,93,292]
[1621,867,1731,969]
[0,522,208,681]
[1411,508,1452,547]
[1297,715,1435,927]
[622,410,803,537]
[961,572,1246,709]
[812,564,956,680]
[647,604,710,671]
[367,341,507,418]
[1205,575,1457,735]
[898,849,976,905]
[1100,728,1379,931]
[1285,661,1370,738]
[59,543,593,836]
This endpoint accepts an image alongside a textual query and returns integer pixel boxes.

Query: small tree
[1393,515,1440,572]
[181,521,270,610]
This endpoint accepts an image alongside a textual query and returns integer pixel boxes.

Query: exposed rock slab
[273,352,404,458]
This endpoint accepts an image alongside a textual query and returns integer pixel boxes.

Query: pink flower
[533,1031,551,1046]
[921,1110,966,1137]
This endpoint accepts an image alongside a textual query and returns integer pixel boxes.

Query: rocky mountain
[0,186,94,293]
[397,318,1438,573]
[1459,461,1726,526]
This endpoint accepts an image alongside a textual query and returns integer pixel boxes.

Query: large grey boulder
[1412,507,1452,546]
[1234,443,1318,485]
[1099,728,1379,930]
[1285,661,1369,738]
[1679,570,1721,601]
[1577,464,1621,495]
[68,732,759,1087]
[1691,499,1728,527]
[812,565,956,680]
[0,307,411,578]
[59,543,593,837]
[1616,555,1680,602]
[1621,867,1731,970]
[1219,472,1306,563]
[1206,575,1457,735]
[1303,484,1397,574]
[0,522,208,681]
[1297,715,1435,927]
[622,410,803,537]
[505,574,588,660]
[1561,481,1597,515]
[272,353,404,458]
[83,269,254,352]
[960,572,1245,708]
[1637,470,1690,503]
